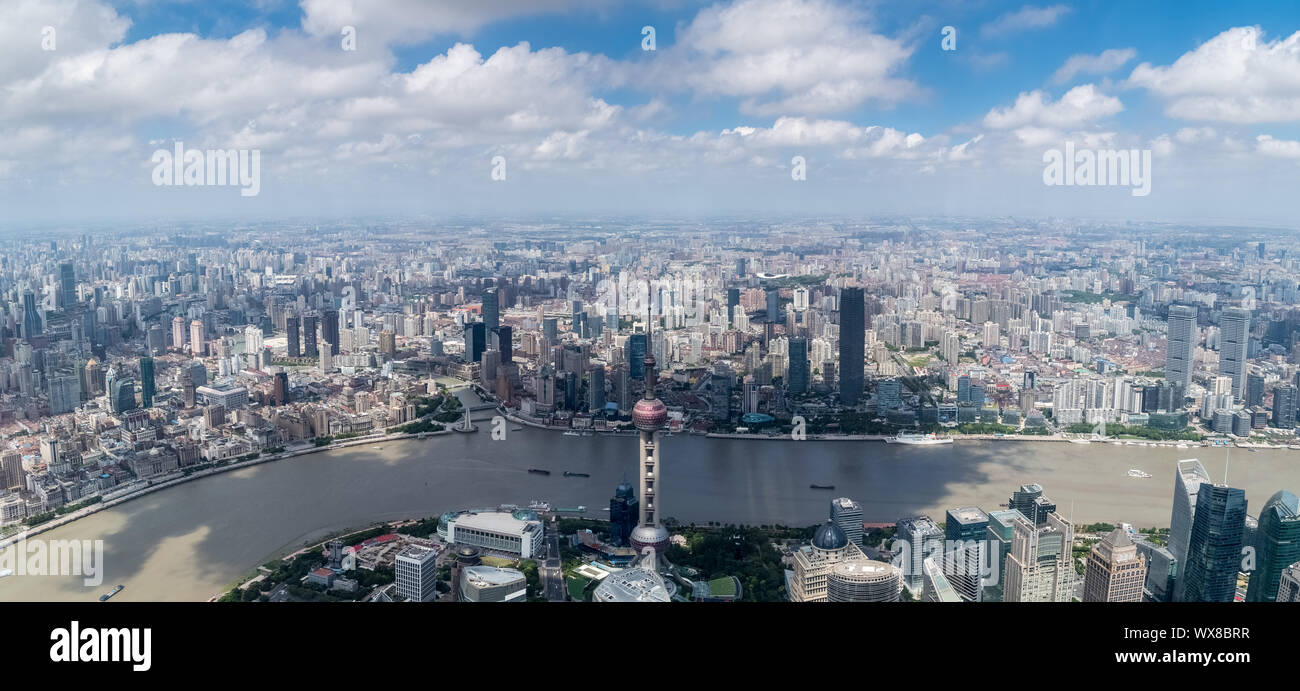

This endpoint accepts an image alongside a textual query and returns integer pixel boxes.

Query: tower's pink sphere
[632,398,667,431]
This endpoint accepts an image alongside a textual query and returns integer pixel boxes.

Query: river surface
[2,428,1296,601]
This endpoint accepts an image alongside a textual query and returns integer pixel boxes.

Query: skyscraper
[303,314,319,357]
[1082,528,1147,602]
[1272,384,1297,429]
[21,290,41,338]
[1244,490,1300,602]
[765,288,779,322]
[787,336,809,394]
[1218,307,1250,398]
[1181,483,1247,602]
[1008,483,1056,527]
[895,515,943,592]
[464,322,486,365]
[323,309,340,356]
[1278,563,1300,602]
[944,506,989,603]
[139,355,156,408]
[839,287,865,406]
[1169,458,1211,601]
[627,332,647,379]
[189,319,204,356]
[830,497,863,547]
[483,287,499,334]
[285,315,301,358]
[1005,511,1075,602]
[59,261,77,307]
[609,483,638,547]
[1166,304,1196,395]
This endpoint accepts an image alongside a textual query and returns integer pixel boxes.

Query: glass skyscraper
[1166,304,1196,396]
[787,336,809,394]
[838,287,865,406]
[1244,490,1300,602]
[1218,307,1250,398]
[1181,483,1247,603]
[1169,459,1211,601]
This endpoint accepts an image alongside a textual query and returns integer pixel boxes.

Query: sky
[2,0,1300,227]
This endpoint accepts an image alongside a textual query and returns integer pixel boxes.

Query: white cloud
[983,84,1123,130]
[1127,26,1300,123]
[1256,134,1300,158]
[1051,48,1136,84]
[980,4,1072,38]
[646,0,920,116]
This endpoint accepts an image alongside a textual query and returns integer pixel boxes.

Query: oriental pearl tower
[629,309,671,561]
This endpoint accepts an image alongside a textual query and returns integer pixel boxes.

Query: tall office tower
[464,321,486,365]
[765,288,779,322]
[983,509,1022,602]
[543,317,558,342]
[1218,307,1250,398]
[1008,483,1056,527]
[394,545,439,602]
[379,330,396,358]
[189,319,204,356]
[21,290,41,338]
[839,287,865,406]
[1279,563,1300,602]
[495,325,513,359]
[895,515,944,592]
[944,507,989,602]
[629,314,670,563]
[48,372,80,414]
[244,323,263,355]
[181,373,196,408]
[58,261,76,307]
[609,483,639,547]
[789,521,868,602]
[826,560,902,602]
[1169,458,1211,600]
[1005,511,1075,602]
[285,316,301,357]
[303,314,319,357]
[787,336,809,394]
[1245,372,1265,407]
[1082,528,1147,602]
[1273,384,1297,429]
[587,364,605,412]
[483,288,499,334]
[627,332,647,379]
[735,258,746,278]
[172,315,187,351]
[727,288,740,326]
[139,356,156,408]
[1245,490,1300,602]
[0,449,24,490]
[146,325,166,355]
[109,373,136,414]
[323,309,340,355]
[1166,304,1197,395]
[922,556,962,602]
[1132,535,1178,602]
[830,498,863,547]
[1181,483,1247,602]
[273,370,290,406]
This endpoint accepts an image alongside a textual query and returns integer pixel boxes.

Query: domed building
[788,520,868,602]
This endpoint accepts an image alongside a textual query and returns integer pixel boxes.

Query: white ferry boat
[1068,438,1092,445]
[886,432,953,445]
[1127,469,1153,478]
[0,569,12,579]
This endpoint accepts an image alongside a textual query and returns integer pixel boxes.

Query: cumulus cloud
[1051,48,1136,84]
[299,0,617,46]
[644,0,920,116]
[1256,135,1300,158]
[983,84,1123,130]
[1127,26,1300,123]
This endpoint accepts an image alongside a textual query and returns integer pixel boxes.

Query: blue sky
[3,0,1300,226]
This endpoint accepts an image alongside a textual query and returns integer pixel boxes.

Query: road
[542,518,566,601]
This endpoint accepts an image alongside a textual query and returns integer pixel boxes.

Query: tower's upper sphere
[632,397,668,431]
